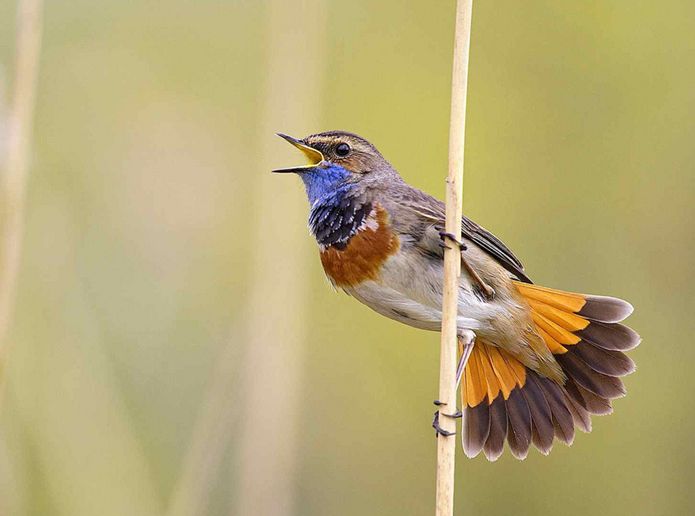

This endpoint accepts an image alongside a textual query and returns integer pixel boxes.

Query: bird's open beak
[272,133,325,173]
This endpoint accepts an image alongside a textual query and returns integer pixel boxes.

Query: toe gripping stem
[432,400,462,437]
[431,330,475,438]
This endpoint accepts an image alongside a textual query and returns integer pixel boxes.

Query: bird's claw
[438,231,467,251]
[432,411,456,437]
[432,400,461,437]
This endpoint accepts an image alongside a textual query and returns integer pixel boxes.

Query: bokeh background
[0,1,694,515]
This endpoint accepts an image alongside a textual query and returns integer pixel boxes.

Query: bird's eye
[335,143,351,157]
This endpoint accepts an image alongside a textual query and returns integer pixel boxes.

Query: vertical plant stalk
[436,1,473,515]
[167,2,325,515]
[0,0,43,363]
[232,1,326,516]
[166,335,244,516]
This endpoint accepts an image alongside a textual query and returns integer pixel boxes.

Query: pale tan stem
[436,1,473,515]
[0,0,43,368]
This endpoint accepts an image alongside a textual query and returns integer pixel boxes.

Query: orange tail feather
[460,283,640,460]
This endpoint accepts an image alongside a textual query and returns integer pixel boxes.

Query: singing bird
[274,130,639,460]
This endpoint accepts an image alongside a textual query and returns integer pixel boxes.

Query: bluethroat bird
[274,131,639,461]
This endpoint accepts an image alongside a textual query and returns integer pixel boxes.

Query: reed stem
[435,1,473,515]
[0,0,43,374]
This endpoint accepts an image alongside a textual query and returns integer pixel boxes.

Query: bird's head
[273,130,396,204]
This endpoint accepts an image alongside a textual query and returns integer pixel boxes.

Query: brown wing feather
[392,185,531,282]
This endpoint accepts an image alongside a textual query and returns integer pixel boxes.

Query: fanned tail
[461,283,640,460]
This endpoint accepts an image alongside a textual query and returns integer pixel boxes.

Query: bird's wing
[460,215,531,283]
[393,186,532,283]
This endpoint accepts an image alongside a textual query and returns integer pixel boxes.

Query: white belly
[344,251,508,334]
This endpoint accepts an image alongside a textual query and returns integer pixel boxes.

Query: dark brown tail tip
[578,295,634,323]
[577,322,641,351]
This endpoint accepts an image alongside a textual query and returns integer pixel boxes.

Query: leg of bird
[456,329,475,391]
[439,231,495,301]
[432,329,476,437]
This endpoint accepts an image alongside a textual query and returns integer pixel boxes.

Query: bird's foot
[438,231,468,251]
[432,400,462,437]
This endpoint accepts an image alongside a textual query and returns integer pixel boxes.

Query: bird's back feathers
[382,181,531,282]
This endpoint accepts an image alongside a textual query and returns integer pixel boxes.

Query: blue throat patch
[301,164,371,249]
[300,163,351,205]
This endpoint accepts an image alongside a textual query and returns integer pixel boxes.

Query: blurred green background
[0,1,693,515]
